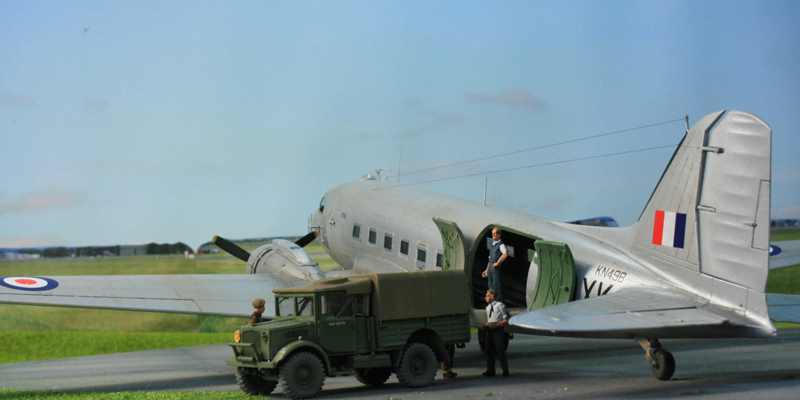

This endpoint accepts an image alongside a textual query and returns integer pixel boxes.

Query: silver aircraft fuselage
[310,179,663,305]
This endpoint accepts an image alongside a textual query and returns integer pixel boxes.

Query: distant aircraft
[2,110,799,381]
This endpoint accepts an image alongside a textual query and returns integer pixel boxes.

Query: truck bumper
[227,343,277,370]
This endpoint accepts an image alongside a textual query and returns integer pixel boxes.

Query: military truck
[228,271,470,399]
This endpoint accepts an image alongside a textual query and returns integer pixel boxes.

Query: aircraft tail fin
[633,110,772,320]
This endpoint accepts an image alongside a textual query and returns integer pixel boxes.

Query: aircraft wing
[508,287,748,339]
[0,274,291,317]
[767,293,800,323]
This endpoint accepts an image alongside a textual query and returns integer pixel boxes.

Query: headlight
[234,329,241,343]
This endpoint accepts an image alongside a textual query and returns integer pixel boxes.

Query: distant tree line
[144,242,193,255]
[13,243,194,258]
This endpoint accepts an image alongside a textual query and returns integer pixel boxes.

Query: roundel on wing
[0,276,59,291]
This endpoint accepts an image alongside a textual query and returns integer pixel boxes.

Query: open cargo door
[433,217,468,272]
[527,240,576,310]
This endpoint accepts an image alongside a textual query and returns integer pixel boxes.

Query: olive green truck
[228,271,470,399]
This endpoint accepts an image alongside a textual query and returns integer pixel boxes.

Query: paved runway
[3,330,800,399]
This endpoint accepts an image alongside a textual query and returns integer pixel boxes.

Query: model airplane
[2,110,799,380]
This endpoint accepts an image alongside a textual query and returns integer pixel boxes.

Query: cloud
[0,190,86,216]
[0,92,36,109]
[465,89,545,112]
[397,100,467,140]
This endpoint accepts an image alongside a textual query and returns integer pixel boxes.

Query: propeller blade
[212,235,250,262]
[294,231,317,248]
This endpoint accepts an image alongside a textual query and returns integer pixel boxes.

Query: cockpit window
[319,195,326,212]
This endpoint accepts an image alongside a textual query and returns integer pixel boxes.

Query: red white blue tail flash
[652,210,687,249]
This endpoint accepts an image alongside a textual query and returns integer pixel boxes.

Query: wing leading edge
[0,274,289,317]
[509,287,775,339]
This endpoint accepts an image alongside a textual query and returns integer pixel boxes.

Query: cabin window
[319,195,326,212]
[322,292,352,317]
[436,252,443,268]
[352,224,361,240]
[400,240,409,255]
[368,228,377,244]
[353,295,369,316]
[384,234,393,251]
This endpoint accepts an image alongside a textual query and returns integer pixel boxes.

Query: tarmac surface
[3,330,800,399]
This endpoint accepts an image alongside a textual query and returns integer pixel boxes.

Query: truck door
[432,218,468,272]
[318,292,356,354]
[526,240,575,310]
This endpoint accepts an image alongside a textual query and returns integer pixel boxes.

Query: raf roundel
[0,276,59,291]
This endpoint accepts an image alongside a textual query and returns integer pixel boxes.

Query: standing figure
[481,227,509,301]
[483,289,510,377]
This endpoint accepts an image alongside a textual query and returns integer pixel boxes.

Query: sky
[1,0,799,249]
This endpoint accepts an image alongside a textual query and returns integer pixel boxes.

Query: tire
[396,342,438,388]
[355,367,392,386]
[235,367,277,395]
[278,351,325,399]
[650,350,676,381]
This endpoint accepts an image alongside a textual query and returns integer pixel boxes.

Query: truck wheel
[235,367,277,395]
[396,342,438,388]
[355,367,392,386]
[278,351,325,399]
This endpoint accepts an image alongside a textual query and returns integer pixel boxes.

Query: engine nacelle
[247,239,324,282]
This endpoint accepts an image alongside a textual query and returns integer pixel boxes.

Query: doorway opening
[470,226,537,309]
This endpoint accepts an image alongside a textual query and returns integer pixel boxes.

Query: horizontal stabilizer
[509,287,771,339]
[768,293,800,323]
[0,274,289,317]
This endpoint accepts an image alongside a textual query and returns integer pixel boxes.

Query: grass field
[766,264,800,294]
[0,390,249,400]
[772,228,800,242]
[0,332,231,364]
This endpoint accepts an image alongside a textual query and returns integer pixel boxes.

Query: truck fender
[272,340,332,374]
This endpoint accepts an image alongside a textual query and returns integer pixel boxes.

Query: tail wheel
[649,350,676,381]
[278,351,325,399]
[235,367,277,395]
[396,342,438,388]
[355,367,392,386]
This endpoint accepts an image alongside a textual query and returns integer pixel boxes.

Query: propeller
[294,231,318,247]
[212,235,250,262]
[212,231,318,262]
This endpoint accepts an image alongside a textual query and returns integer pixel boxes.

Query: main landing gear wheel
[638,338,675,381]
[649,349,675,381]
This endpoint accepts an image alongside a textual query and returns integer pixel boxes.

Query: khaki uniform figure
[249,298,266,325]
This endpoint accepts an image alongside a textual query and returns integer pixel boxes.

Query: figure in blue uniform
[481,227,509,301]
